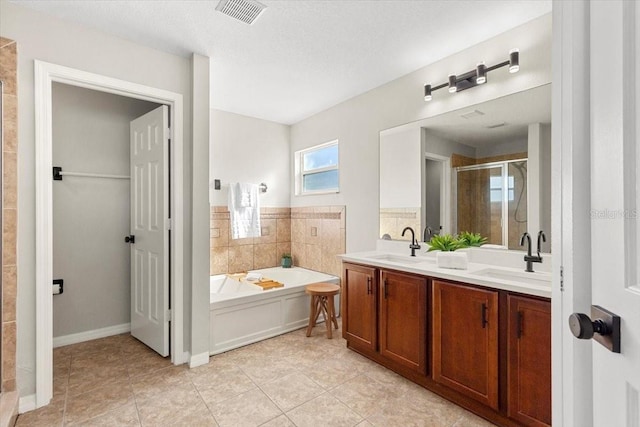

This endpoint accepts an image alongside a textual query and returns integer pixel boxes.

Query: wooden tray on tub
[254,279,284,290]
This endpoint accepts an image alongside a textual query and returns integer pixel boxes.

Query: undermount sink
[368,254,434,264]
[473,268,551,287]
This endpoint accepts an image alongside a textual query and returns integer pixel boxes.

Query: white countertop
[339,249,552,299]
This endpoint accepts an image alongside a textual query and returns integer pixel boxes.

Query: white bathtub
[209,266,340,355]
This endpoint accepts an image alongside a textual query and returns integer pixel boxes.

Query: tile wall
[0,37,18,393]
[379,207,421,241]
[210,206,346,279]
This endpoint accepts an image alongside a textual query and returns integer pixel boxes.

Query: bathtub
[209,266,340,355]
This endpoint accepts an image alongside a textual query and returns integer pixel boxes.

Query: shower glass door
[456,159,528,249]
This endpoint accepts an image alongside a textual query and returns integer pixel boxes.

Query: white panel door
[588,1,640,425]
[129,105,169,357]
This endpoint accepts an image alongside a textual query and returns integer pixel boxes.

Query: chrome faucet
[520,231,545,272]
[402,226,421,257]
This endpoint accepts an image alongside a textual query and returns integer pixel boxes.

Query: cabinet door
[432,280,499,409]
[342,263,377,352]
[507,295,551,427]
[379,270,428,374]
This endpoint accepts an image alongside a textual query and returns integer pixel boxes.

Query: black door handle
[125,235,135,244]
[568,305,620,353]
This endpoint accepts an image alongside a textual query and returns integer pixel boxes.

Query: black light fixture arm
[423,49,519,101]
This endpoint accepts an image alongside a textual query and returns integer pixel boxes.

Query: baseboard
[18,394,36,414]
[53,323,131,348]
[189,351,209,368]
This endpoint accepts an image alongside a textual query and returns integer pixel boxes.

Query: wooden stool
[305,282,340,339]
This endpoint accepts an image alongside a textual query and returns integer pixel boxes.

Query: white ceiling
[14,0,552,125]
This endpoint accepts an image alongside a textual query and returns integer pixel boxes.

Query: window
[295,140,339,194]
[489,175,515,202]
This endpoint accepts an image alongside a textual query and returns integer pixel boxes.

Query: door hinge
[165,218,172,230]
[165,127,172,141]
[165,309,172,322]
[560,266,564,292]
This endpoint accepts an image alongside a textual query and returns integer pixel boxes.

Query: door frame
[423,152,451,235]
[552,1,594,426]
[34,60,185,408]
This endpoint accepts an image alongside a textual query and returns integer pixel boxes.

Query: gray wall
[52,83,159,338]
[290,14,552,253]
[0,0,201,397]
[424,159,442,232]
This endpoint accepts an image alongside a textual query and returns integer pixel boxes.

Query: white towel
[229,182,261,239]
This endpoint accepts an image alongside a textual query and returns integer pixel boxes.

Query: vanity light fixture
[423,49,520,101]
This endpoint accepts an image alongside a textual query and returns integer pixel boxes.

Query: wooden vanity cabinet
[379,269,428,375]
[342,263,378,352]
[507,295,552,427]
[432,280,499,410]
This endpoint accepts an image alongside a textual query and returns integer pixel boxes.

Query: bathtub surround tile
[290,242,306,267]
[2,208,17,266]
[2,321,16,388]
[0,42,17,96]
[276,243,291,261]
[228,245,254,273]
[3,151,17,209]
[254,243,277,270]
[305,244,323,272]
[2,94,17,153]
[276,218,291,243]
[211,246,229,275]
[2,265,17,322]
[256,218,277,244]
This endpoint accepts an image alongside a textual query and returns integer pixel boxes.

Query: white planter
[436,251,469,269]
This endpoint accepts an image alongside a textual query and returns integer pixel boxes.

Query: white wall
[476,137,529,158]
[52,83,159,338]
[210,109,290,207]
[379,128,422,208]
[290,14,552,253]
[527,122,552,251]
[0,0,202,397]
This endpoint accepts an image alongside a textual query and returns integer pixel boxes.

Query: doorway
[422,153,450,241]
[51,83,163,349]
[34,61,185,409]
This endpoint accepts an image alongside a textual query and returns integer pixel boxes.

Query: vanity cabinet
[342,263,377,352]
[379,270,428,374]
[432,280,499,409]
[507,295,552,427]
[341,261,551,427]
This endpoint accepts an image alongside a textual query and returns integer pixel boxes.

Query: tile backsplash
[210,205,345,278]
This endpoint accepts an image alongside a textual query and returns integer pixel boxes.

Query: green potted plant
[457,231,488,248]
[427,234,464,252]
[281,253,293,268]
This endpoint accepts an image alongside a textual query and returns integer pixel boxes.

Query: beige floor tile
[15,403,64,427]
[191,362,257,405]
[260,372,325,412]
[207,388,282,427]
[136,384,215,426]
[64,381,134,425]
[67,402,140,426]
[286,393,362,427]
[67,366,130,397]
[238,358,297,385]
[304,356,361,390]
[330,374,396,418]
[355,421,374,427]
[131,365,192,402]
[451,412,498,427]
[126,351,172,378]
[259,414,295,426]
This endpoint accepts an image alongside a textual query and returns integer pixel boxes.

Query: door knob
[568,305,620,353]
[568,313,610,339]
[124,235,135,244]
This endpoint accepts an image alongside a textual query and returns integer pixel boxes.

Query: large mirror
[379,84,551,251]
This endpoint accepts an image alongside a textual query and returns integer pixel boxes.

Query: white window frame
[295,139,339,195]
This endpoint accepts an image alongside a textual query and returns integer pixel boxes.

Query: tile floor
[16,322,496,426]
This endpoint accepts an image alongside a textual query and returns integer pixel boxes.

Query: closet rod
[53,166,130,181]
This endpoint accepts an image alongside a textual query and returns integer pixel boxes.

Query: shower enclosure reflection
[456,159,527,249]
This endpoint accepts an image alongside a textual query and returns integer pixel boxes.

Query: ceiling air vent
[216,0,267,25]
[459,110,485,120]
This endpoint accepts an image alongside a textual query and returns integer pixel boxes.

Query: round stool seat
[305,282,340,339]
[305,283,340,296]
